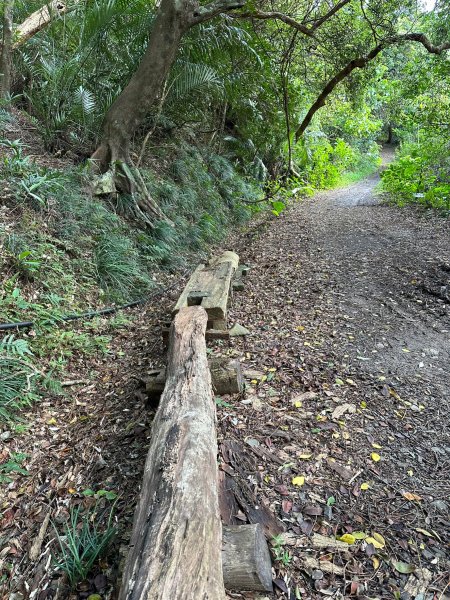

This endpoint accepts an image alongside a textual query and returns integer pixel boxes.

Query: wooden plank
[172,252,239,321]
[222,525,273,592]
[119,307,226,600]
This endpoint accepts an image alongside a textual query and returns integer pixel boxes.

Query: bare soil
[1,167,449,599]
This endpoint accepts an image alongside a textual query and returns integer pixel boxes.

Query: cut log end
[222,524,273,593]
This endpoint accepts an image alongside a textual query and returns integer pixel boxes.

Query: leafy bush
[0,335,41,421]
[381,135,450,213]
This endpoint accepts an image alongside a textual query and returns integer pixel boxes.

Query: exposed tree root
[91,143,173,228]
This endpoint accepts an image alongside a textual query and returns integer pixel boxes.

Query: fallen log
[145,357,244,403]
[222,524,273,593]
[119,306,225,600]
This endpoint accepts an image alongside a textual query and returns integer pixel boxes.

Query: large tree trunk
[0,0,14,100]
[91,0,193,222]
[118,306,226,600]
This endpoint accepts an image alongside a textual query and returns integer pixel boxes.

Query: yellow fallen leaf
[47,417,57,425]
[416,528,433,537]
[342,431,350,440]
[371,443,382,449]
[268,367,276,372]
[366,531,385,549]
[371,452,381,462]
[346,378,356,386]
[298,454,312,459]
[360,401,367,409]
[294,401,302,408]
[292,476,305,487]
[332,432,340,439]
[372,556,380,569]
[402,491,422,502]
[402,348,411,353]
[407,469,413,476]
[68,488,76,494]
[339,534,355,545]
[360,482,370,490]
[250,379,258,384]
[353,531,368,540]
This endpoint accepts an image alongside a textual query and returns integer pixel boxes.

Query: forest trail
[224,163,450,596]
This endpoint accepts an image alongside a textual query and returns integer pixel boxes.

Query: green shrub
[381,135,450,213]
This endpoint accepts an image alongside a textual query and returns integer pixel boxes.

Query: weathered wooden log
[162,325,230,346]
[209,357,244,394]
[173,251,239,321]
[119,307,225,600]
[145,357,244,403]
[222,525,273,593]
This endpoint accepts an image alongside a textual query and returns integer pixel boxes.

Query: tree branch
[194,0,351,35]
[12,0,67,49]
[192,0,245,24]
[295,32,450,140]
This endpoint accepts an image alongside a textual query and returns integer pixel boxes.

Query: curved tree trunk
[1,0,14,100]
[90,0,195,223]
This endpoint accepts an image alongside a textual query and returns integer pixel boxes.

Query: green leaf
[392,560,415,574]
[327,496,336,506]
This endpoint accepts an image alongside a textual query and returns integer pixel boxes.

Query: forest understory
[1,158,449,599]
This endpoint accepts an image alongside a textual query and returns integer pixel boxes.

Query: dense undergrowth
[381,135,450,214]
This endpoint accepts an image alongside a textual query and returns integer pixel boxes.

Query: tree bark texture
[1,0,14,99]
[119,306,226,600]
[92,0,192,171]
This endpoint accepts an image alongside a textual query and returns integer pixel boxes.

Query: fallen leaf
[415,528,432,537]
[371,443,382,449]
[292,476,305,486]
[298,453,312,459]
[372,556,380,569]
[366,532,385,549]
[393,560,415,574]
[353,531,368,540]
[360,482,370,490]
[339,533,355,545]
[331,403,356,420]
[371,452,381,462]
[402,491,422,502]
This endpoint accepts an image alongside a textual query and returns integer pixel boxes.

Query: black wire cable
[0,272,188,332]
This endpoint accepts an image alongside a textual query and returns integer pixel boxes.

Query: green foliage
[52,503,117,588]
[381,136,450,213]
[0,452,29,484]
[0,335,40,421]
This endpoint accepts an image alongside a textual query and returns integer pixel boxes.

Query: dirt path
[1,169,449,599]
[224,169,450,597]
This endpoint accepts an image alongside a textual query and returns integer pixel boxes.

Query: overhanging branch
[295,33,450,140]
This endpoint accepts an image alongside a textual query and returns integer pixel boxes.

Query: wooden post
[119,307,225,600]
[145,357,244,403]
[222,525,273,593]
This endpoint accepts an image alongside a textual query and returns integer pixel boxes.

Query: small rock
[0,431,11,441]
[229,323,250,337]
